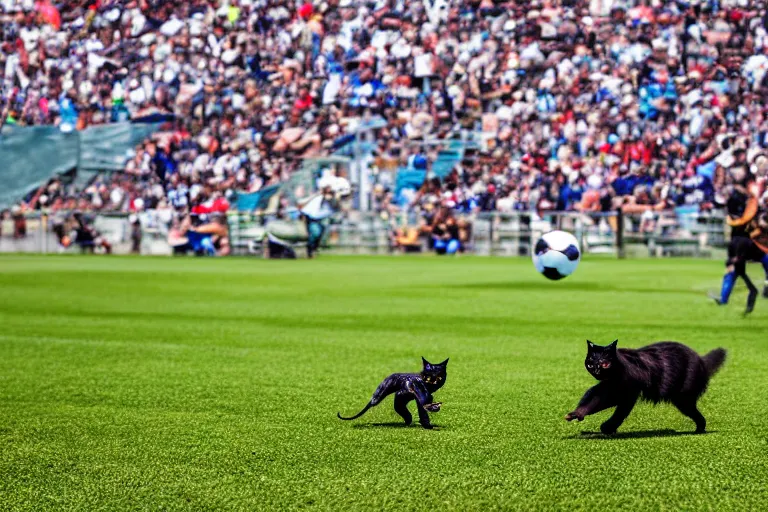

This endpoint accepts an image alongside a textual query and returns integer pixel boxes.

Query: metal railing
[2,208,729,258]
[321,209,727,258]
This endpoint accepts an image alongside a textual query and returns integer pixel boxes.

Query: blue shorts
[434,238,460,255]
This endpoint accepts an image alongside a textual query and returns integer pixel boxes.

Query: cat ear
[439,358,449,366]
[421,356,430,367]
[587,340,595,350]
[608,340,618,351]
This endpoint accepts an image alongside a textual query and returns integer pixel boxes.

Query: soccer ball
[532,230,581,280]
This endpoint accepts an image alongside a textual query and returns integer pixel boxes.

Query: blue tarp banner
[235,184,280,212]
[0,126,79,209]
[395,168,426,195]
[78,122,163,171]
[0,121,165,209]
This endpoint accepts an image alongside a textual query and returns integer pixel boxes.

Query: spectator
[130,214,142,254]
[430,205,461,255]
[11,206,26,238]
[2,0,767,244]
[72,212,112,254]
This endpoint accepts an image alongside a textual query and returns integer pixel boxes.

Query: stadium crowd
[3,0,768,225]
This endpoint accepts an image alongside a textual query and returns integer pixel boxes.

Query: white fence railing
[320,209,727,258]
[1,209,728,258]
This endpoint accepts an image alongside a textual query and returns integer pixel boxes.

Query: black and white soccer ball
[532,230,581,280]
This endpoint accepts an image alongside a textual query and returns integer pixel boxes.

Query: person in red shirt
[622,134,654,166]
[294,88,313,111]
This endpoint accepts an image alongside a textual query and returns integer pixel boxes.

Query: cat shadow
[351,422,447,430]
[565,429,717,440]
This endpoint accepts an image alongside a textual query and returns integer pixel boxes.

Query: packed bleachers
[2,0,768,229]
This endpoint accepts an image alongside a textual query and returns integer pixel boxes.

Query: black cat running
[338,357,448,429]
[566,340,726,435]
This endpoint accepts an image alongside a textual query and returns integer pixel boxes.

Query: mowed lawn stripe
[0,255,766,510]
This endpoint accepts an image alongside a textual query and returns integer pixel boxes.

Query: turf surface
[1,255,767,510]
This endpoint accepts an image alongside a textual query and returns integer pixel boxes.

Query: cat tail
[337,402,373,421]
[703,348,727,376]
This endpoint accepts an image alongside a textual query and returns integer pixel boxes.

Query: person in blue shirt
[59,90,79,132]
[612,167,655,197]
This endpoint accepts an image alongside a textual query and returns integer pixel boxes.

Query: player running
[712,164,768,315]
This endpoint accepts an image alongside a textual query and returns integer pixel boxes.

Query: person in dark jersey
[712,165,768,315]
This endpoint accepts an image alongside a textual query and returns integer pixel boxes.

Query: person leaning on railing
[618,184,677,234]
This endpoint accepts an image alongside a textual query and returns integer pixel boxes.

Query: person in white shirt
[299,184,339,258]
[298,175,351,258]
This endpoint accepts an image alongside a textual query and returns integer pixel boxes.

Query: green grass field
[1,255,767,510]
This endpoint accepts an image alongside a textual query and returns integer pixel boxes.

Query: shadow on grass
[452,281,703,295]
[351,422,447,430]
[456,281,606,292]
[564,429,716,440]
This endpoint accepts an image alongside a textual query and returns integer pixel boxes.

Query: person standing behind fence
[299,183,341,259]
[130,215,142,255]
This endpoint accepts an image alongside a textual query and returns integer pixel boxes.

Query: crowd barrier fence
[1,208,728,259]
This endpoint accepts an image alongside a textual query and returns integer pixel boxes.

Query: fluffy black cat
[337,357,448,429]
[566,340,726,434]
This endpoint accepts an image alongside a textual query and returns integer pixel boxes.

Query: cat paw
[421,424,434,430]
[424,402,441,413]
[600,423,617,435]
[565,411,584,422]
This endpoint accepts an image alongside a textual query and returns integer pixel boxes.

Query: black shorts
[727,236,766,266]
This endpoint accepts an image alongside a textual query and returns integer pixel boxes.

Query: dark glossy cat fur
[337,357,448,429]
[566,340,726,434]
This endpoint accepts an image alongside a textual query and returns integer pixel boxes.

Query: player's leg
[716,265,737,305]
[759,253,768,297]
[305,218,324,258]
[743,238,768,295]
[736,238,762,313]
[714,237,745,305]
[739,265,758,315]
